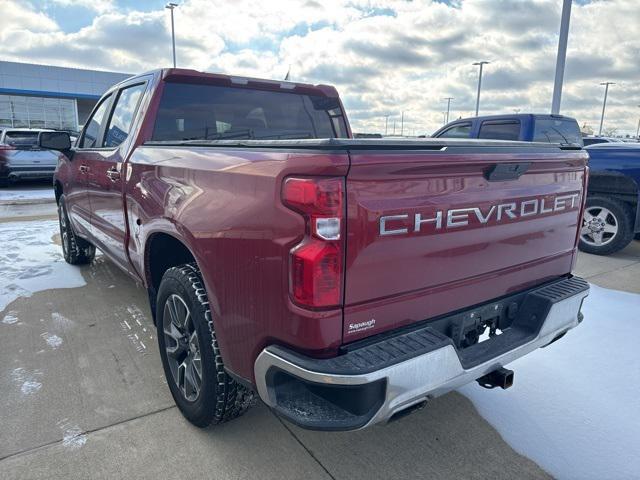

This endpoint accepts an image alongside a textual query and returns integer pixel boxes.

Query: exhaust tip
[476,367,514,390]
[389,400,428,423]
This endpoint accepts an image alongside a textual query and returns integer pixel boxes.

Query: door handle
[106,167,121,182]
[79,165,89,174]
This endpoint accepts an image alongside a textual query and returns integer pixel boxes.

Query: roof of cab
[115,68,339,98]
[447,113,576,124]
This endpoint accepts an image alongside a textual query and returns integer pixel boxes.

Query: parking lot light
[598,82,615,136]
[473,61,489,116]
[166,3,178,68]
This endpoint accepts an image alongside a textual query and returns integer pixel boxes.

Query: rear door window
[152,82,348,141]
[436,123,472,138]
[103,83,146,148]
[533,118,583,145]
[478,121,521,141]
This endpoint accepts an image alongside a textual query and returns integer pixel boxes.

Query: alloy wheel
[581,206,618,246]
[59,204,69,257]
[163,294,203,402]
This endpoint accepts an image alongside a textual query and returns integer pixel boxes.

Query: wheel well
[146,233,197,292]
[588,171,638,203]
[54,181,63,203]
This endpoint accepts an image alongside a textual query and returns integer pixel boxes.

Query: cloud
[2,0,639,135]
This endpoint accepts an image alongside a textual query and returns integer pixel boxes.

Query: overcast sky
[2,0,639,135]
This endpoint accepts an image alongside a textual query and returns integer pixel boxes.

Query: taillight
[282,177,344,308]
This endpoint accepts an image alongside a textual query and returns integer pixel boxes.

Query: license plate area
[451,301,514,349]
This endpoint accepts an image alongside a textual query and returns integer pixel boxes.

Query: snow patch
[51,312,74,329]
[0,220,86,313]
[459,285,640,480]
[0,187,54,202]
[57,419,87,450]
[11,367,43,395]
[2,311,19,324]
[41,332,63,349]
[118,304,153,354]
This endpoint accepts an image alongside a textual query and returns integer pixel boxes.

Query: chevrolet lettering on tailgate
[379,193,580,236]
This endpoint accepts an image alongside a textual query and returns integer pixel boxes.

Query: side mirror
[39,131,72,151]
[39,131,73,160]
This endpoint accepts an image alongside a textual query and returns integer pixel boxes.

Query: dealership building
[0,60,131,133]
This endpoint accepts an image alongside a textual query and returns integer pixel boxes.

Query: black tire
[156,263,254,427]
[58,195,95,264]
[579,196,634,255]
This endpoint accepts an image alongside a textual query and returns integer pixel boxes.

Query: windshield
[533,118,583,146]
[152,82,348,142]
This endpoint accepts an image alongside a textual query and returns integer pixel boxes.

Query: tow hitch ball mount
[476,367,514,390]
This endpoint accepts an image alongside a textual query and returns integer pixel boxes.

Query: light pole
[473,61,489,116]
[551,0,572,114]
[598,82,615,136]
[443,97,453,124]
[400,111,404,136]
[636,105,640,140]
[384,114,390,135]
[166,3,178,68]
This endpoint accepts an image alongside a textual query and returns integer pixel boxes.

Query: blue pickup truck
[432,113,583,146]
[581,144,640,255]
[433,114,640,255]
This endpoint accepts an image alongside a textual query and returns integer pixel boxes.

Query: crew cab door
[67,93,114,239]
[84,81,147,272]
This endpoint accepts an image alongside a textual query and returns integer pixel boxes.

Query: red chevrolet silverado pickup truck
[40,68,590,431]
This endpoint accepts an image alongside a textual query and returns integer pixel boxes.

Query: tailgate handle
[484,162,530,182]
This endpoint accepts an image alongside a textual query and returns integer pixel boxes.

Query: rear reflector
[282,177,344,308]
[290,241,342,307]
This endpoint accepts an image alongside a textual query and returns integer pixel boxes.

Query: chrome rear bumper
[255,276,589,431]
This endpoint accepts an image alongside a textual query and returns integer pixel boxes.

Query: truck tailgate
[343,143,588,341]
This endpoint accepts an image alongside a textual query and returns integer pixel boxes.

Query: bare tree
[581,123,594,135]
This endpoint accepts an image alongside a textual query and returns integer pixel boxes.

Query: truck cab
[432,113,583,147]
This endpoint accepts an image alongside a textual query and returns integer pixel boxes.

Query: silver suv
[0,128,59,187]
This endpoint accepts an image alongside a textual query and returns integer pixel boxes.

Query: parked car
[432,113,583,146]
[582,136,623,147]
[580,143,640,255]
[41,68,589,431]
[0,128,60,187]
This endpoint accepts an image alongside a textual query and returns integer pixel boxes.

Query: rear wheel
[579,196,634,255]
[156,263,254,427]
[58,195,95,264]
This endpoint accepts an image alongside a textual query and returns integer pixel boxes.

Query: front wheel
[58,195,95,264]
[156,263,254,427]
[579,196,634,255]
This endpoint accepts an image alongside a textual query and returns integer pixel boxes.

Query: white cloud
[2,0,639,135]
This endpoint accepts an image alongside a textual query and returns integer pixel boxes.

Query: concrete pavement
[574,240,640,294]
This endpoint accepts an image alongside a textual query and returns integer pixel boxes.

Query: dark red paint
[54,68,588,384]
